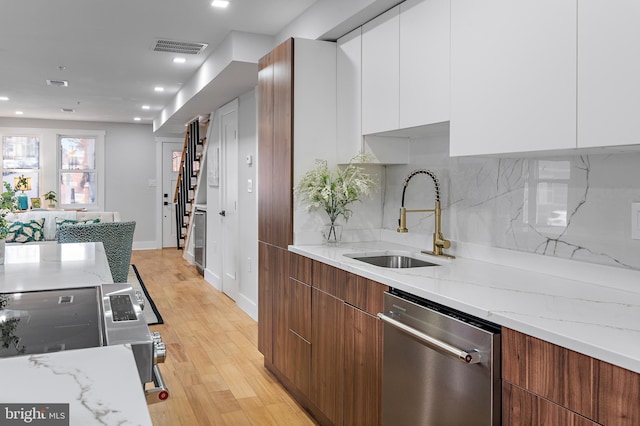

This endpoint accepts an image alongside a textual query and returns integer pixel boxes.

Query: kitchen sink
[344,251,445,269]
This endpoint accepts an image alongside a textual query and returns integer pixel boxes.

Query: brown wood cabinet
[311,287,345,425]
[343,303,383,426]
[502,328,640,426]
[257,38,293,249]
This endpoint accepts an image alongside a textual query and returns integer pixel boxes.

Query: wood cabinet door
[450,0,576,156]
[578,0,640,148]
[344,304,382,426]
[257,38,293,248]
[361,6,399,135]
[270,245,290,376]
[311,287,344,425]
[257,242,273,361]
[257,53,274,244]
[258,242,289,366]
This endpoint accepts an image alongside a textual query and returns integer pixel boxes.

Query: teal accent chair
[57,221,136,283]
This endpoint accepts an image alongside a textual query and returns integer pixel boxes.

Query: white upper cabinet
[361,6,400,135]
[399,0,450,129]
[337,28,363,164]
[450,0,577,156]
[578,0,640,148]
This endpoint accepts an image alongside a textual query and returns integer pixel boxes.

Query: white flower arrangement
[295,154,377,227]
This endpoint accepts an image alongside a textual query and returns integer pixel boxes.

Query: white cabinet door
[450,0,577,156]
[399,0,450,129]
[337,28,363,164]
[578,0,640,148]
[362,6,400,135]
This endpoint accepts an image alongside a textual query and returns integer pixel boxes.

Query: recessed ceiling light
[211,0,229,8]
[0,96,8,101]
[15,111,23,115]
[46,79,69,87]
[142,105,151,110]
[173,57,186,64]
[134,117,142,121]
[154,86,164,92]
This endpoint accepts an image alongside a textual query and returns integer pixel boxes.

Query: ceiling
[0,0,317,135]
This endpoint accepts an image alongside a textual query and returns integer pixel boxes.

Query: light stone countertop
[0,242,113,292]
[0,344,152,425]
[290,241,640,374]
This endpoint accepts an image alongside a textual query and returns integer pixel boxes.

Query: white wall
[236,90,259,319]
[0,118,158,248]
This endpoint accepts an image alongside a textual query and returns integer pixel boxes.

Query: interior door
[221,107,239,301]
[162,142,183,248]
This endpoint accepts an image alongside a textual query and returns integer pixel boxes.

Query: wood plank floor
[131,249,317,426]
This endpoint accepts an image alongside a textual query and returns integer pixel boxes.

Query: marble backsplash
[381,137,640,271]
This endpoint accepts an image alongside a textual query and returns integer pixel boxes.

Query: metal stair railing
[173,119,202,249]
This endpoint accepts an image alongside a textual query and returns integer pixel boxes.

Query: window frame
[1,134,42,201]
[57,130,105,211]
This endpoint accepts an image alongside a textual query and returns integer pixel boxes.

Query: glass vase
[322,223,342,245]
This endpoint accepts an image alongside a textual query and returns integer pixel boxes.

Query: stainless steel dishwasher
[378,289,501,426]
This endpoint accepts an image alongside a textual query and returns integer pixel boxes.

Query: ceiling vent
[152,39,208,55]
[60,108,75,113]
[46,79,69,87]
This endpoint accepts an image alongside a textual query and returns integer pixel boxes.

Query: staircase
[174,118,207,249]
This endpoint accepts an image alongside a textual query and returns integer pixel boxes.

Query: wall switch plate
[246,154,253,166]
[632,202,640,240]
[247,179,253,193]
[148,179,157,187]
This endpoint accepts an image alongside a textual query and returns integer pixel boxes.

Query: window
[1,135,40,199]
[59,136,98,206]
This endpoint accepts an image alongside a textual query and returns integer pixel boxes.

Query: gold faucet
[397,170,455,258]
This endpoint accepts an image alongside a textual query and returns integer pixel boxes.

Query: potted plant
[44,190,57,208]
[0,182,17,264]
[295,154,377,244]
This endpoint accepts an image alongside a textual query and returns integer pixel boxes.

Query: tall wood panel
[258,38,293,249]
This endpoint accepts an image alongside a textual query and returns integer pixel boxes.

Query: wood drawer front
[344,273,388,315]
[502,328,595,419]
[311,260,346,300]
[596,360,640,426]
[289,252,312,284]
[502,381,601,426]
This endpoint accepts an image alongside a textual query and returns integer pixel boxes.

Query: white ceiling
[0,0,317,134]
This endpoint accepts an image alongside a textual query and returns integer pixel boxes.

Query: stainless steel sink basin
[352,255,439,268]
[344,251,445,268]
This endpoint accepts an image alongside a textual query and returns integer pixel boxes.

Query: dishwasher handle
[378,312,482,364]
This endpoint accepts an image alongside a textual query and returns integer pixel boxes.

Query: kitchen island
[1,242,113,292]
[0,344,152,426]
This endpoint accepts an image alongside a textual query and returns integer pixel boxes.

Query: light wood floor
[131,249,317,426]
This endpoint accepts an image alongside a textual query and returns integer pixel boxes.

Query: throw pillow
[54,217,100,239]
[6,218,46,243]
